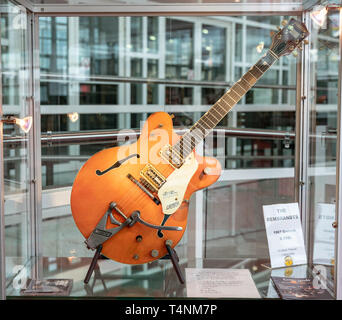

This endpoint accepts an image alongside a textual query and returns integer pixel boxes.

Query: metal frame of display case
[0,16,5,300]
[1,0,342,300]
[336,8,342,301]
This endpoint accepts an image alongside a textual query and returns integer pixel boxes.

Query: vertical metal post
[28,13,43,278]
[334,8,342,301]
[295,11,312,260]
[0,11,6,300]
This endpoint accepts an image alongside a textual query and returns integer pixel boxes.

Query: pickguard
[158,152,198,215]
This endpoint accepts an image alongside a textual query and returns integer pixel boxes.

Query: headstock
[270,18,309,58]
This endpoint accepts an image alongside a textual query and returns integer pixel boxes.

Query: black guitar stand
[83,202,185,285]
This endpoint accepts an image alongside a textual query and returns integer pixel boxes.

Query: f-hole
[96,154,139,176]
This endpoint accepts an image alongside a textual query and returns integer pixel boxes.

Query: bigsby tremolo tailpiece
[85,202,182,250]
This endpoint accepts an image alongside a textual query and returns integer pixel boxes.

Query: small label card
[313,203,335,265]
[185,268,260,298]
[263,203,307,268]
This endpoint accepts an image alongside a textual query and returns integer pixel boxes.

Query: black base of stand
[84,244,185,285]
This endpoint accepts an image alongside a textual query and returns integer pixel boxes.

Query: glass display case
[1,0,342,300]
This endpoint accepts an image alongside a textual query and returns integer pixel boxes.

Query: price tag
[263,203,307,268]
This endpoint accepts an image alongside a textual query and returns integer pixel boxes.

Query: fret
[173,142,188,159]
[221,96,234,111]
[222,94,236,105]
[243,72,257,86]
[248,69,258,80]
[211,106,223,122]
[237,79,248,92]
[205,109,220,122]
[250,66,263,79]
[268,50,279,61]
[258,53,276,72]
[264,52,276,65]
[251,65,263,78]
[201,113,216,127]
[254,64,264,74]
[255,60,268,73]
[229,88,241,102]
[232,83,245,96]
[188,131,203,144]
[177,136,192,152]
[215,100,227,114]
[219,98,232,110]
[240,76,252,90]
[194,119,211,131]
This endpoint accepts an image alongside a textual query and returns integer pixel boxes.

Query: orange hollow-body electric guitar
[71,19,309,265]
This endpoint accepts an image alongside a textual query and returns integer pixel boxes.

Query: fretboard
[172,50,278,162]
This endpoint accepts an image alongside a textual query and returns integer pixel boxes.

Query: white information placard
[185,268,260,298]
[313,203,335,265]
[263,203,307,268]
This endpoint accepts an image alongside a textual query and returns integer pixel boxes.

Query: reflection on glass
[246,26,272,63]
[247,16,280,25]
[147,59,159,104]
[40,17,68,74]
[80,84,117,105]
[165,87,192,105]
[1,1,31,287]
[309,10,339,276]
[131,17,143,52]
[202,24,226,81]
[205,178,295,259]
[40,82,68,105]
[147,17,158,53]
[79,17,119,76]
[166,19,193,79]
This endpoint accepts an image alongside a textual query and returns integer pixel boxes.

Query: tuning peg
[298,43,303,50]
[277,26,282,31]
[270,31,275,37]
[281,19,288,26]
[292,50,298,57]
[304,40,309,45]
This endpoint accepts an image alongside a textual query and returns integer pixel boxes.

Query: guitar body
[71,112,221,264]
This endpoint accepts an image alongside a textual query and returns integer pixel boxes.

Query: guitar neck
[173,50,278,160]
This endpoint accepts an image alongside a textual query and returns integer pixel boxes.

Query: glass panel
[308,9,339,298]
[37,15,299,298]
[1,1,31,292]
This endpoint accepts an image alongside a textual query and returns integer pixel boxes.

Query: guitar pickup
[140,164,166,190]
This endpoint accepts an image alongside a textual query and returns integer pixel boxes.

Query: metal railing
[3,127,297,147]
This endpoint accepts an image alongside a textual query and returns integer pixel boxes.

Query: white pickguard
[158,152,198,215]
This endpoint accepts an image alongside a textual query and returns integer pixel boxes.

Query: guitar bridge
[140,164,166,191]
